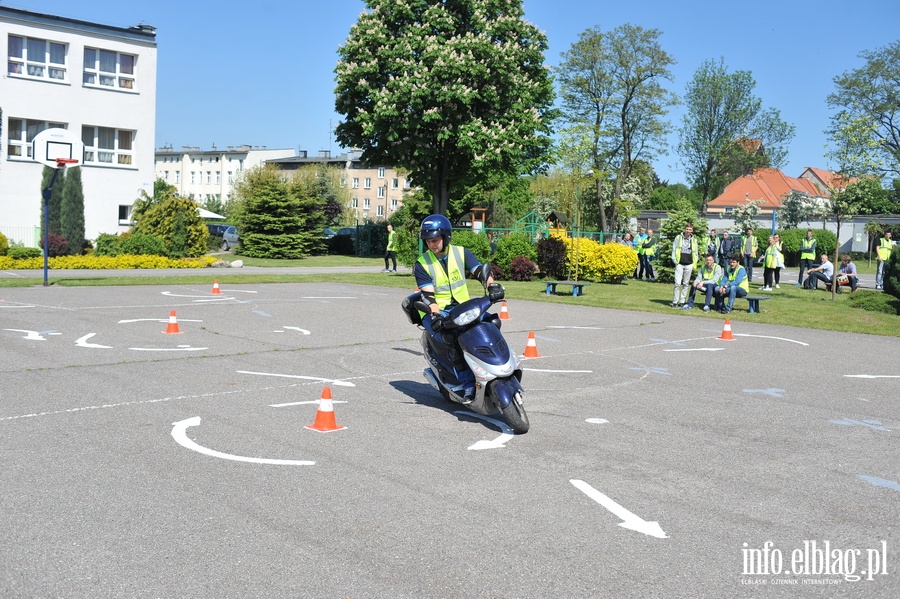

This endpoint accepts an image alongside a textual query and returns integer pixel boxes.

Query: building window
[215,171,221,185]
[352,198,358,208]
[363,198,371,209]
[391,199,399,211]
[377,205,384,217]
[352,177,359,189]
[392,178,399,190]
[6,118,66,159]
[206,171,211,184]
[364,178,372,189]
[163,171,169,181]
[8,35,67,81]
[377,186,385,198]
[118,204,132,224]
[82,126,134,165]
[227,171,233,184]
[175,171,180,183]
[378,167,385,178]
[83,47,136,90]
[191,171,196,184]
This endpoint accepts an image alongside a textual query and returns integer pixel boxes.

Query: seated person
[713,254,749,314]
[804,254,834,289]
[684,253,723,311]
[837,255,859,292]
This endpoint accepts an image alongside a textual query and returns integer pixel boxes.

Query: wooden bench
[744,295,769,313]
[543,280,590,297]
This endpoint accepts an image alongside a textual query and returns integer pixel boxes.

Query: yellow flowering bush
[0,254,217,270]
[564,237,638,283]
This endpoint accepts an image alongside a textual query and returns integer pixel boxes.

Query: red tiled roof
[709,168,826,211]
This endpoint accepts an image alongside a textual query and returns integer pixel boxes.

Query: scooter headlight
[452,307,481,327]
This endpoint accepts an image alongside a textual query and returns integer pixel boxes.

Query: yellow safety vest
[877,237,892,261]
[386,230,397,251]
[764,244,780,268]
[417,245,470,309]
[800,237,816,260]
[671,234,699,268]
[699,264,722,285]
[726,265,749,293]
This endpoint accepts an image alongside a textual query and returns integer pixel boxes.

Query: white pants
[673,264,693,305]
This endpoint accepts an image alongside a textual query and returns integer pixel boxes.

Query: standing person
[837,255,859,292]
[383,224,398,272]
[718,230,736,270]
[414,214,502,402]
[634,227,648,279]
[639,229,657,281]
[741,228,759,284]
[704,228,719,258]
[803,254,834,290]
[714,254,749,314]
[773,233,784,288]
[670,223,699,308]
[875,231,893,291]
[797,229,817,286]
[761,235,779,291]
[684,254,724,311]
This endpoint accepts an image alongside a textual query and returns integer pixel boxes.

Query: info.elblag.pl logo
[741,540,889,585]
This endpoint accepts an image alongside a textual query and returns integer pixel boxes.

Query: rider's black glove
[430,313,445,332]
[488,283,505,302]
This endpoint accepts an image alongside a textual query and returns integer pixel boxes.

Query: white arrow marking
[237,370,356,387]
[4,328,50,341]
[586,418,609,424]
[75,333,112,349]
[733,334,808,346]
[524,368,593,373]
[171,417,314,465]
[570,479,668,538]
[664,347,725,352]
[844,375,900,379]
[454,411,514,450]
[282,326,311,335]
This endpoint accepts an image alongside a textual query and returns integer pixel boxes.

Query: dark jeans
[713,285,747,310]
[687,283,715,307]
[805,272,832,290]
[384,250,397,270]
[742,254,755,282]
[637,255,655,279]
[798,258,815,283]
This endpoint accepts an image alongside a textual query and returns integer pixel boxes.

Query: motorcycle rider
[413,214,504,403]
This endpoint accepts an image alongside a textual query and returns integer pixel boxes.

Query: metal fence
[0,226,40,248]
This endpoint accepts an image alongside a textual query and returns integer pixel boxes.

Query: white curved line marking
[171,417,314,465]
[664,348,725,352]
[0,305,35,308]
[282,326,311,335]
[75,333,112,349]
[844,375,900,379]
[237,370,355,387]
[524,368,593,373]
[733,334,808,346]
[118,318,202,324]
[454,411,514,450]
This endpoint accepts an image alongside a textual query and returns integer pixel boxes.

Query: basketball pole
[41,158,77,287]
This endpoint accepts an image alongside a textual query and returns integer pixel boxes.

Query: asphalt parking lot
[1,281,898,598]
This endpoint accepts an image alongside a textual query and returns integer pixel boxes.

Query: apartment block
[0,6,157,245]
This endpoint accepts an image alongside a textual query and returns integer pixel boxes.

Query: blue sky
[12,0,898,186]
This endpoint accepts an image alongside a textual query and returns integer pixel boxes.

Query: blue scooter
[401,265,529,434]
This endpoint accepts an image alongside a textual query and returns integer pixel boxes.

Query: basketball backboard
[31,127,84,168]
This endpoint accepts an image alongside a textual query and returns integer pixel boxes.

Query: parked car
[206,223,231,237]
[222,226,239,250]
[335,227,356,237]
[323,228,336,239]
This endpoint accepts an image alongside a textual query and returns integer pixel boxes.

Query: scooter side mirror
[479,263,492,287]
[413,300,431,314]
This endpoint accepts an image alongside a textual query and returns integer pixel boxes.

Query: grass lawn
[2,255,897,337]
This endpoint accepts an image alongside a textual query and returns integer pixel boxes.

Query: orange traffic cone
[523,331,541,358]
[211,279,222,295]
[305,386,347,432]
[163,310,182,334]
[718,318,734,341]
[499,301,510,320]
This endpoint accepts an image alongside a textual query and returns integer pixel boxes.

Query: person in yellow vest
[713,254,749,314]
[773,233,784,287]
[875,230,893,290]
[383,224,398,272]
[670,223,700,308]
[762,235,780,291]
[640,228,657,281]
[741,227,759,284]
[634,227,648,279]
[414,214,503,401]
[684,253,724,311]
[797,229,817,286]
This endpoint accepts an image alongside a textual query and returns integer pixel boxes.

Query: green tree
[778,191,818,229]
[40,166,66,236]
[334,0,556,216]
[677,58,795,212]
[60,166,85,254]
[555,24,676,232]
[231,165,324,259]
[826,40,900,179]
[132,194,208,258]
[840,177,897,215]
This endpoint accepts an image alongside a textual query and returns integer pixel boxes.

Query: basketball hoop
[55,158,79,167]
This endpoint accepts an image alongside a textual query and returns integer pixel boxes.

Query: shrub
[0,232,8,256]
[595,242,639,283]
[847,287,900,315]
[451,230,491,263]
[885,245,900,300]
[8,247,41,259]
[537,236,567,279]
[93,233,121,256]
[489,264,504,282]
[39,233,69,257]
[508,256,538,281]
[119,232,168,256]
[493,232,537,273]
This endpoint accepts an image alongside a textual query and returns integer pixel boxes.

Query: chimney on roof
[318,150,330,159]
[297,150,308,158]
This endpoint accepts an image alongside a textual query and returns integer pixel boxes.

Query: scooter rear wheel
[501,393,529,434]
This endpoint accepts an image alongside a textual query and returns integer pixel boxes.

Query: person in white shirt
[803,254,834,290]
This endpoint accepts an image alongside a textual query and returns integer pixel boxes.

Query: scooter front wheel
[501,392,529,434]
